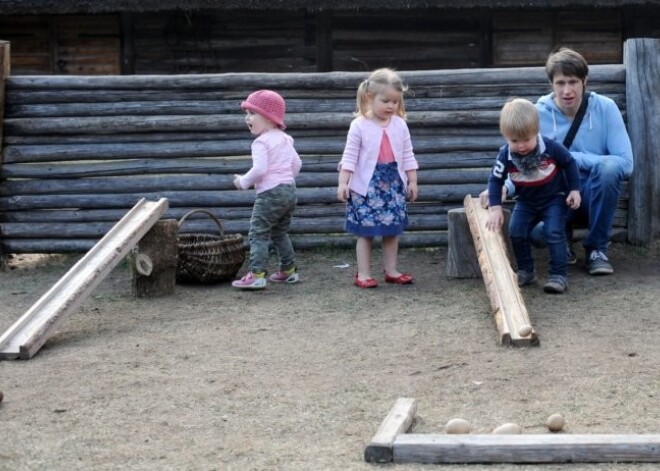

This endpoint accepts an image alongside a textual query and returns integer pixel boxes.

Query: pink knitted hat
[241,90,286,129]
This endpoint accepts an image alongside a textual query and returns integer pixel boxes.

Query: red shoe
[354,275,378,288]
[384,272,414,284]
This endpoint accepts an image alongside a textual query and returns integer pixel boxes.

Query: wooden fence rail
[0,38,658,254]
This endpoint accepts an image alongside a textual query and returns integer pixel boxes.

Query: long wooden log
[393,434,660,464]
[1,231,448,254]
[0,202,456,223]
[0,213,450,238]
[5,96,528,118]
[5,84,624,106]
[2,136,501,163]
[0,184,487,210]
[0,152,497,178]
[5,65,623,90]
[0,169,492,196]
[3,110,501,136]
[1,125,500,144]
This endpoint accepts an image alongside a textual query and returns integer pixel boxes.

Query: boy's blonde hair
[499,98,539,139]
[355,68,407,118]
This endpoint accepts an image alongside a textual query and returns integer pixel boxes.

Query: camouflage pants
[248,184,297,274]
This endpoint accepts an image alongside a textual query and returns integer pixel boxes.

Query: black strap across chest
[562,91,591,149]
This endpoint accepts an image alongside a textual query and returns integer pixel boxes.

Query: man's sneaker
[543,275,568,294]
[232,272,267,290]
[269,268,300,284]
[517,270,538,287]
[567,245,577,265]
[587,250,614,276]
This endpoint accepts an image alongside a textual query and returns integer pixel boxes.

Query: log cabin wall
[0,15,120,74]
[0,65,631,253]
[1,6,660,75]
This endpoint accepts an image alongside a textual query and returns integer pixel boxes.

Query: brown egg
[445,418,471,434]
[492,422,522,434]
[547,413,565,432]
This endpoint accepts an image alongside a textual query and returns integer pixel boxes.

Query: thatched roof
[1,0,657,14]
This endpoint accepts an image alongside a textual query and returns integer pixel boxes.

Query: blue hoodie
[535,91,633,177]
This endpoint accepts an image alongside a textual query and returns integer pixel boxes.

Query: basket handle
[177,209,225,236]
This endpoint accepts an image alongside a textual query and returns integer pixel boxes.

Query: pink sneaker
[232,272,266,290]
[269,269,300,284]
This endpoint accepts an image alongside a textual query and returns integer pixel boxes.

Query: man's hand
[233,174,243,190]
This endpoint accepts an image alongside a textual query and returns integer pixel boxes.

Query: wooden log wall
[0,65,630,253]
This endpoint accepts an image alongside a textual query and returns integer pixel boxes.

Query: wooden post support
[393,434,660,464]
[624,38,660,244]
[447,206,515,278]
[0,41,10,267]
[463,195,538,346]
[364,398,417,463]
[447,208,481,278]
[131,219,177,298]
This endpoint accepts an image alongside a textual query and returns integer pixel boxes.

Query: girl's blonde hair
[499,98,539,139]
[355,68,408,119]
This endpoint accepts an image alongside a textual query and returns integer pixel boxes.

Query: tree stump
[447,207,514,278]
[131,219,177,297]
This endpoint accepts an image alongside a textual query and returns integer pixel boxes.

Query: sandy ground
[0,241,659,471]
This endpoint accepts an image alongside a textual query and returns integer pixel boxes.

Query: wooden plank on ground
[463,194,538,346]
[364,398,417,463]
[0,198,169,360]
[393,434,660,464]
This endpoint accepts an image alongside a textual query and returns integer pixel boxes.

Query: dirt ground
[0,241,659,471]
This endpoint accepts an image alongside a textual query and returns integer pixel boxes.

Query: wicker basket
[176,209,246,284]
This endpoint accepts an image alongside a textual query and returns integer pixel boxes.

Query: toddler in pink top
[337,68,419,289]
[232,90,302,290]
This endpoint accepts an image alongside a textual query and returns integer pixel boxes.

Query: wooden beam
[0,41,10,265]
[0,198,169,359]
[463,194,538,346]
[624,38,660,244]
[393,434,660,464]
[364,398,417,463]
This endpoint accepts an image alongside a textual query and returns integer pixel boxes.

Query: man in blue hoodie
[536,48,633,275]
[482,48,633,276]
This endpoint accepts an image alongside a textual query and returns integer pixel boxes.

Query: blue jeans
[248,184,297,274]
[570,159,624,253]
[531,159,625,254]
[509,195,568,277]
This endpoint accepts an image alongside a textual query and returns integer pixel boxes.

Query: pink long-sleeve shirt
[237,129,302,194]
[338,116,418,196]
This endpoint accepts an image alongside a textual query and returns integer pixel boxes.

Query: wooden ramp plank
[393,433,660,464]
[0,198,169,360]
[463,194,538,346]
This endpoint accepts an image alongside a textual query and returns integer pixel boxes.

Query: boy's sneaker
[232,272,267,290]
[543,275,568,294]
[586,250,614,276]
[269,268,300,284]
[567,245,577,265]
[517,270,537,287]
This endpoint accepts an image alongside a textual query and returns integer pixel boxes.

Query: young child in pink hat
[232,90,302,290]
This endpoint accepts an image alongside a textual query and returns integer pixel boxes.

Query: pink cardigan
[338,116,418,196]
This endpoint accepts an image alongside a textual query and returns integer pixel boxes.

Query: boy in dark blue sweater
[486,98,581,294]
